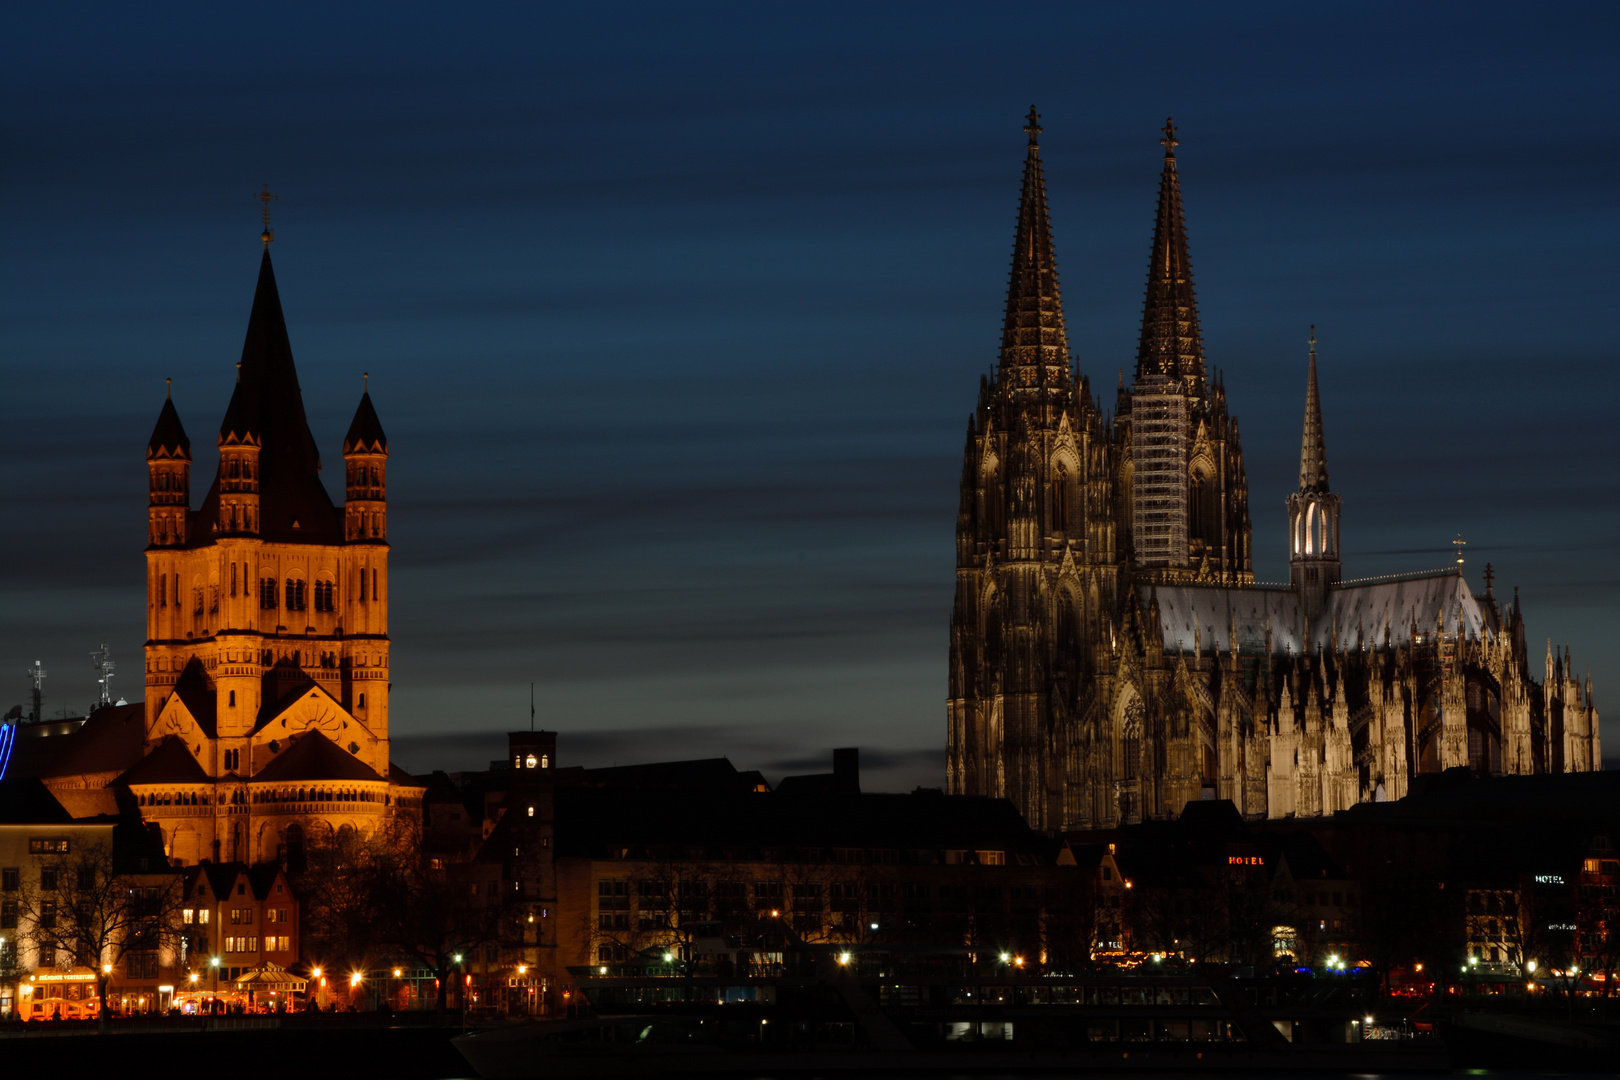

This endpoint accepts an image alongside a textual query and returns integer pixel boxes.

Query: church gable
[252,683,362,744]
[151,689,214,759]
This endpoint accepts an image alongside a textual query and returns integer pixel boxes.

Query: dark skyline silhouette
[2,3,1615,788]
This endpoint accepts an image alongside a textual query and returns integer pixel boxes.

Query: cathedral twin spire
[996,107,1074,403]
[1135,118,1206,394]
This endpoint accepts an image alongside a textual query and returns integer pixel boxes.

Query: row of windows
[157,569,379,612]
[599,880,1052,912]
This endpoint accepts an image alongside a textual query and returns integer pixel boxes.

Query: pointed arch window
[1052,465,1070,533]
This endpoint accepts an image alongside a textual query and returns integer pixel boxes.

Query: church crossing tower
[123,232,418,868]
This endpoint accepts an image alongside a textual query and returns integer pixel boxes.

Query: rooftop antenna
[26,660,46,723]
[530,683,535,733]
[90,644,115,708]
[256,184,277,246]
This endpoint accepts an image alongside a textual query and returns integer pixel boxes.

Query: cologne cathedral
[946,110,1602,833]
[44,240,423,864]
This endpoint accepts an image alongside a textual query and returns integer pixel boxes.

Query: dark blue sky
[3,2,1616,786]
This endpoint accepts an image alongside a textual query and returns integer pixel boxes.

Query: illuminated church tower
[123,227,420,866]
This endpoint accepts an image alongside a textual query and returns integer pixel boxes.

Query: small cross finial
[1024,105,1042,148]
[1453,533,1467,566]
[1160,117,1178,157]
[166,377,172,399]
[256,185,278,245]
[363,372,370,392]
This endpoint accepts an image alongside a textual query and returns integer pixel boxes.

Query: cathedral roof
[996,106,1073,403]
[147,396,191,460]
[117,735,210,786]
[1134,118,1206,391]
[1146,570,1491,656]
[251,730,385,785]
[343,388,388,454]
[198,250,341,544]
[1297,333,1330,494]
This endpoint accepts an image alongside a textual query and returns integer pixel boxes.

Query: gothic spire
[997,105,1072,400]
[1134,117,1205,390]
[1298,326,1330,493]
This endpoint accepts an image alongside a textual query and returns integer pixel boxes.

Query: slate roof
[1146,570,1490,657]
[0,777,74,824]
[117,735,210,786]
[147,396,191,459]
[567,757,766,795]
[39,703,147,779]
[543,786,1048,862]
[343,389,387,454]
[170,657,218,737]
[196,250,341,546]
[251,730,384,784]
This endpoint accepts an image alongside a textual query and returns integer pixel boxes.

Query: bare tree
[17,840,184,1028]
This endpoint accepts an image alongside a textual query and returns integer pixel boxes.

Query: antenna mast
[26,660,46,722]
[90,644,116,708]
[530,683,535,733]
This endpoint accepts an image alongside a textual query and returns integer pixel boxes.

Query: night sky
[3,3,1616,789]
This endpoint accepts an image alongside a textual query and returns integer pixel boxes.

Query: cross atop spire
[256,185,277,246]
[1297,325,1330,493]
[996,107,1072,403]
[1134,118,1204,388]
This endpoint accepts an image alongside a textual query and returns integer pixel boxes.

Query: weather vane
[256,184,277,246]
[1160,117,1178,157]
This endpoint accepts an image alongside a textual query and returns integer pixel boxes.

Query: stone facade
[947,113,1602,833]
[48,247,422,864]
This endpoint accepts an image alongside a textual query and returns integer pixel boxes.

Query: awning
[233,961,308,991]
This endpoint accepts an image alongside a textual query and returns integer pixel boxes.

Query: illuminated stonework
[948,114,1602,832]
[51,249,423,864]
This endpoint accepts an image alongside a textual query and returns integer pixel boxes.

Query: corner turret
[147,386,191,547]
[343,377,388,542]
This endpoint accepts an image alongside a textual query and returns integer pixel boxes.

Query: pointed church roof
[997,106,1072,400]
[1298,330,1330,493]
[147,395,191,460]
[1135,118,1206,390]
[343,387,387,454]
[251,730,385,784]
[199,250,341,543]
[117,735,210,786]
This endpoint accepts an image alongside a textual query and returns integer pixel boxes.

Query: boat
[453,923,1449,1076]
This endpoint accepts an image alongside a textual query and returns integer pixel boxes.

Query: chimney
[833,747,860,793]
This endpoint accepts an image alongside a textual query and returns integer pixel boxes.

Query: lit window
[183,909,194,924]
[525,754,537,769]
[540,755,549,769]
[527,806,535,818]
